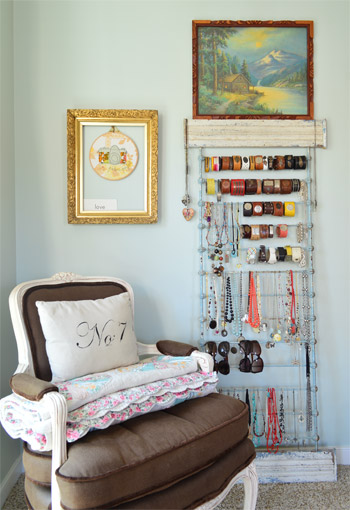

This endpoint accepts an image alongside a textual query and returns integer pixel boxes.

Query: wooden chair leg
[242,461,258,510]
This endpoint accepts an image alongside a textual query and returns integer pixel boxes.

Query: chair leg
[242,461,258,510]
[195,460,258,510]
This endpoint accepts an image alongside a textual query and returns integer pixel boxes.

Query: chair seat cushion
[24,438,255,510]
[55,393,251,510]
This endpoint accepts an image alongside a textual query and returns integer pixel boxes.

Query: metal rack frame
[187,119,326,454]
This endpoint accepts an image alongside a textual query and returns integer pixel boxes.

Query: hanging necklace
[279,391,286,434]
[207,274,217,330]
[297,344,305,422]
[221,274,228,337]
[248,272,260,329]
[301,272,311,341]
[225,275,234,324]
[288,270,297,336]
[276,272,284,342]
[204,201,211,222]
[266,388,283,453]
[206,202,218,248]
[206,273,209,331]
[295,273,301,341]
[230,203,236,256]
[235,204,240,256]
[259,273,268,333]
[232,272,243,339]
[254,273,262,333]
[305,343,313,432]
[181,119,194,221]
[252,391,266,446]
[268,274,278,347]
[213,275,220,335]
[220,203,229,246]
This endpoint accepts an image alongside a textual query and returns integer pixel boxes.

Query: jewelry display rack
[185,120,336,479]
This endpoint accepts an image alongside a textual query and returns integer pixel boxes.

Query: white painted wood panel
[186,119,327,148]
[255,450,337,483]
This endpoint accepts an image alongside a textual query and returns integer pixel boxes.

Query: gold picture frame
[67,109,158,224]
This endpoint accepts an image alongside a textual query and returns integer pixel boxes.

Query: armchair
[1,273,257,510]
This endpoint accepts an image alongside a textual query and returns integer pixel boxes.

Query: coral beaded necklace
[248,271,260,329]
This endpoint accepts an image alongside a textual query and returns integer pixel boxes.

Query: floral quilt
[0,356,218,452]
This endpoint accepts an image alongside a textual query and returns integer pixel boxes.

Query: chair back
[9,274,132,381]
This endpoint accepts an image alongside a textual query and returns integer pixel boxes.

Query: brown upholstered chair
[2,273,257,510]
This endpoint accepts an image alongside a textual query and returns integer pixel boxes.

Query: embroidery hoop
[89,127,138,181]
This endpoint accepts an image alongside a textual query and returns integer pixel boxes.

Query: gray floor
[2,466,350,510]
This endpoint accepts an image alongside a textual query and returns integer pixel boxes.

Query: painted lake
[255,86,307,115]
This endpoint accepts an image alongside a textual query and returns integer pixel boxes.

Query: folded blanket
[0,358,218,452]
[1,372,217,451]
[58,355,199,412]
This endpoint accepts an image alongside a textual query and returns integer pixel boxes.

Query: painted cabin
[223,74,250,94]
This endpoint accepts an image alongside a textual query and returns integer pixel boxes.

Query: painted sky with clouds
[221,27,307,63]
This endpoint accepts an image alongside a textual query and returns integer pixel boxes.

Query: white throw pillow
[36,293,139,382]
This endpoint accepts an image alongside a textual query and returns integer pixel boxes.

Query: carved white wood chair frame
[8,273,258,510]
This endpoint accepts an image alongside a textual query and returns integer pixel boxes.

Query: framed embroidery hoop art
[67,109,158,224]
[192,20,314,119]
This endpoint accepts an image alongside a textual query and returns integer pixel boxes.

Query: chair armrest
[156,340,198,357]
[10,373,58,401]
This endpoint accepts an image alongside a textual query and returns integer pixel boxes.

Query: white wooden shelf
[186,119,327,149]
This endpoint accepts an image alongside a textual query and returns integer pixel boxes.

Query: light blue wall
[5,0,349,466]
[0,0,21,492]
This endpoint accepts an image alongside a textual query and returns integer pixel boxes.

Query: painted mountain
[248,49,307,87]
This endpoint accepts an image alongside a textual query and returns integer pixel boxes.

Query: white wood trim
[43,392,67,510]
[335,447,350,465]
[0,453,23,507]
[186,119,327,148]
[255,449,337,483]
[195,460,257,510]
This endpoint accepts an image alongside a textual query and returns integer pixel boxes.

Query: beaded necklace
[305,343,313,432]
[276,272,284,341]
[213,204,221,247]
[298,345,305,423]
[258,273,268,333]
[248,272,260,329]
[213,275,220,335]
[221,275,228,337]
[252,391,266,447]
[230,203,236,256]
[206,202,218,248]
[284,390,291,444]
[207,274,217,330]
[266,388,283,453]
[288,270,297,336]
[235,204,240,256]
[232,272,243,338]
[279,391,285,434]
[269,274,280,345]
[301,272,311,341]
[224,275,234,324]
[255,274,262,333]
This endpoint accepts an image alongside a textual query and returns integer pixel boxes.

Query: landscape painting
[192,20,314,119]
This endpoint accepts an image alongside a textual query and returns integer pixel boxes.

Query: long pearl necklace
[232,272,243,339]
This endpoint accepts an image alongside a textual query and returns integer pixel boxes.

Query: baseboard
[335,447,350,465]
[0,454,23,507]
[255,449,337,483]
